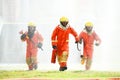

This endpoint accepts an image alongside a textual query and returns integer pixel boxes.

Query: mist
[0,0,120,71]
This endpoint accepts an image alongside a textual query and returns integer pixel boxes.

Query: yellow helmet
[85,22,93,27]
[28,22,36,27]
[60,16,69,22]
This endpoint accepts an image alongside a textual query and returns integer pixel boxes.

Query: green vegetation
[0,70,120,79]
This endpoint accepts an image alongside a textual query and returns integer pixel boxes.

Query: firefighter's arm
[69,27,79,43]
[78,32,83,44]
[94,32,101,46]
[51,27,58,49]
[34,31,43,50]
[19,30,28,41]
[79,38,82,44]
[37,31,44,43]
[20,33,27,41]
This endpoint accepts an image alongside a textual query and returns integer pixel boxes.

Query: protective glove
[95,41,100,46]
[80,55,84,58]
[37,42,43,48]
[21,34,26,40]
[52,45,57,49]
[75,41,79,44]
[95,43,99,46]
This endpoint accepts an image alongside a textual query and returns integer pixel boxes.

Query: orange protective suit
[79,30,101,59]
[79,29,101,70]
[21,31,43,70]
[51,25,79,68]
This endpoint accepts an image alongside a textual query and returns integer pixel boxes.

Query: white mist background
[0,0,120,71]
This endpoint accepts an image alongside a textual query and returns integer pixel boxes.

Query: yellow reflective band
[66,40,69,42]
[52,40,58,42]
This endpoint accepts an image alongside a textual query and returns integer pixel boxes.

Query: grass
[0,70,120,79]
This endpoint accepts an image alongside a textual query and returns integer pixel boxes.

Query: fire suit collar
[59,24,69,30]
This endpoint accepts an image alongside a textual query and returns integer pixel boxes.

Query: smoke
[0,0,120,71]
[0,17,3,35]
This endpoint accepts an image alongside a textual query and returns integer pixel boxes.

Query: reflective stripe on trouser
[26,57,37,69]
[85,58,92,70]
[57,51,68,67]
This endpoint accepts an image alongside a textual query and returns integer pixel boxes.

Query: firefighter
[20,22,43,70]
[78,22,101,70]
[51,17,79,71]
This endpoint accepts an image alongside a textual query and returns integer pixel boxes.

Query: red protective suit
[21,31,43,70]
[79,29,101,70]
[79,29,101,59]
[51,25,78,68]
